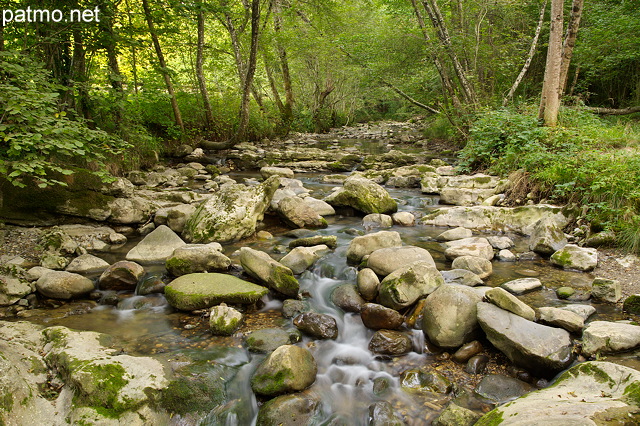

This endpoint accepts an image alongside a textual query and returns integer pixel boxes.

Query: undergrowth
[458,105,640,253]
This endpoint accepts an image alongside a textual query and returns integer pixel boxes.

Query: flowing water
[11,139,639,424]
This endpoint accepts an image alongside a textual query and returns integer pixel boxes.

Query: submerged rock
[368,401,404,426]
[256,393,320,426]
[251,345,317,396]
[164,273,268,311]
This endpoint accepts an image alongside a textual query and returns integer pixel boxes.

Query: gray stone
[280,245,328,275]
[433,403,480,426]
[165,243,231,276]
[550,244,598,272]
[35,271,94,299]
[439,187,498,206]
[65,254,110,274]
[477,302,573,376]
[154,204,196,234]
[367,246,436,276]
[302,197,336,216]
[451,256,492,279]
[581,321,640,357]
[362,213,393,230]
[40,252,68,270]
[276,196,328,229]
[98,261,145,291]
[369,330,412,355]
[590,277,621,303]
[443,237,494,260]
[529,217,568,255]
[0,274,32,306]
[325,176,398,214]
[293,312,338,340]
[436,227,473,241]
[108,196,155,224]
[357,268,380,301]
[441,269,483,287]
[501,278,543,295]
[361,303,404,330]
[559,304,596,321]
[126,225,186,264]
[485,288,536,321]
[497,249,516,262]
[537,307,584,333]
[378,261,444,310]
[422,284,483,348]
[346,230,402,265]
[250,345,317,396]
[240,247,299,297]
[260,166,294,179]
[209,304,243,335]
[486,236,515,250]
[474,374,534,404]
[245,328,301,353]
[256,394,320,426]
[331,284,366,313]
[391,212,415,227]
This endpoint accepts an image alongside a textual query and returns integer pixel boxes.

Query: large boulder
[183,176,280,243]
[537,307,584,333]
[35,271,94,299]
[484,287,536,321]
[581,321,640,357]
[366,246,436,276]
[239,247,299,297]
[476,362,640,425]
[256,394,320,426]
[325,176,398,214]
[251,345,317,396]
[165,243,231,276]
[451,256,492,279]
[126,225,186,263]
[65,254,110,274]
[346,230,402,265]
[477,302,573,376]
[422,284,483,348]
[293,313,339,340]
[279,245,328,275]
[443,237,494,260]
[164,273,269,311]
[154,204,196,234]
[98,261,145,291]
[529,217,568,255]
[550,244,598,272]
[0,274,32,306]
[378,261,444,310]
[275,196,328,229]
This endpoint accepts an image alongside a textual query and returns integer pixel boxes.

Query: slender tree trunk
[72,29,92,122]
[273,0,294,134]
[538,0,564,126]
[123,0,139,94]
[196,7,214,127]
[234,0,260,143]
[559,0,584,95]
[141,0,184,130]
[503,0,548,106]
[264,55,285,113]
[99,1,124,129]
[579,105,640,115]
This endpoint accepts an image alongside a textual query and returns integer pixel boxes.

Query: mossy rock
[165,273,269,311]
[624,295,640,315]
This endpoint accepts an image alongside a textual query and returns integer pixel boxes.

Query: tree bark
[123,0,139,94]
[538,0,564,127]
[273,0,294,135]
[559,0,584,95]
[141,0,184,130]
[196,6,215,127]
[503,0,548,106]
[579,105,640,115]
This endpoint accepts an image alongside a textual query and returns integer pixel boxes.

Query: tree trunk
[72,29,92,122]
[579,105,640,115]
[141,0,184,130]
[559,0,584,95]
[123,0,139,94]
[503,0,548,106]
[196,7,215,127]
[272,0,294,135]
[538,0,564,127]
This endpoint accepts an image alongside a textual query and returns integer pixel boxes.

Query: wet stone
[369,330,412,356]
[465,355,489,375]
[452,341,483,363]
[433,402,481,426]
[331,284,365,313]
[474,374,534,404]
[245,328,301,353]
[361,303,404,330]
[500,278,542,295]
[400,368,452,394]
[282,299,307,318]
[368,401,404,426]
[289,235,338,249]
[293,312,339,340]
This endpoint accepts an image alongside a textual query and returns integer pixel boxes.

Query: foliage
[459,106,640,252]
[0,52,130,187]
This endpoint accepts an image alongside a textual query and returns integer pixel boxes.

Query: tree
[196,1,215,127]
[538,0,564,127]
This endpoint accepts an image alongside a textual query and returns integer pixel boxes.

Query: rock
[474,374,534,404]
[289,235,338,249]
[260,166,294,179]
[466,355,489,375]
[245,328,301,353]
[378,261,444,310]
[500,277,543,295]
[164,273,268,311]
[452,341,483,363]
[65,254,110,274]
[400,368,452,394]
[302,197,336,216]
[40,252,68,270]
[485,287,536,321]
[126,225,186,263]
[421,173,441,194]
[366,246,436,276]
[325,176,397,214]
[25,266,54,282]
[137,274,166,295]
[346,230,402,265]
[256,394,320,426]
[537,307,584,333]
[183,176,279,243]
[331,284,366,313]
[476,362,640,426]
[486,236,514,250]
[550,244,598,271]
[497,249,516,262]
[239,247,299,297]
[35,271,94,299]
[433,403,480,426]
[98,261,145,291]
[443,237,494,260]
[581,321,640,357]
[154,204,196,234]
[107,196,155,224]
[391,212,415,227]
[361,303,404,330]
[368,401,404,426]
[451,256,492,279]
[436,227,473,241]
[362,213,393,230]
[293,312,338,340]
[209,304,243,335]
[0,274,32,306]
[590,277,621,303]
[369,330,412,356]
[584,230,617,247]
[559,304,596,320]
[477,302,573,376]
[556,286,575,299]
[276,196,328,229]
[441,269,483,287]
[623,294,640,314]
[280,245,328,275]
[251,345,317,396]
[439,187,498,206]
[529,217,568,255]
[165,243,231,276]
[422,284,483,348]
[357,268,380,301]
[282,299,307,319]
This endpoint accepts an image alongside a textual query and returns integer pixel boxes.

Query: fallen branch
[580,106,640,116]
